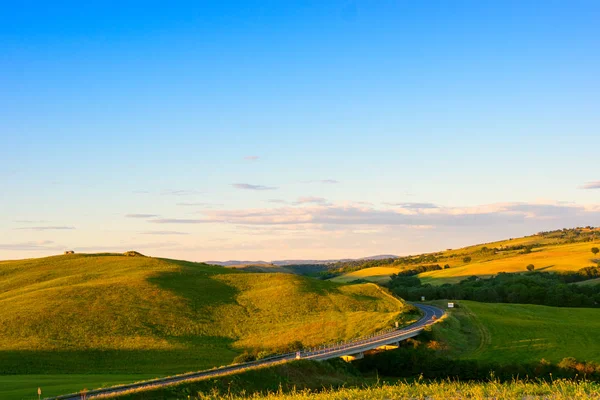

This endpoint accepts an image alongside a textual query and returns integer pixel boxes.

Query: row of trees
[394,264,443,276]
[387,268,600,308]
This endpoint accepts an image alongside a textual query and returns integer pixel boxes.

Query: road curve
[47,303,444,400]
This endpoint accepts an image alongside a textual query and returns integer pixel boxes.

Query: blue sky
[2,1,599,261]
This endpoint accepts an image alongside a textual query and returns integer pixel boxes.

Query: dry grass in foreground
[195,380,600,400]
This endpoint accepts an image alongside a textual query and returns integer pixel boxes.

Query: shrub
[124,251,145,257]
[233,352,256,364]
[527,264,535,271]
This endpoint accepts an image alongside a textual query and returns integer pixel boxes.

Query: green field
[432,300,600,364]
[0,374,158,400]
[0,253,412,399]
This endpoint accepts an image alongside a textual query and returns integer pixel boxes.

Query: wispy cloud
[140,231,190,235]
[295,196,329,205]
[15,226,75,231]
[581,181,600,190]
[151,218,213,224]
[125,214,159,219]
[268,199,288,204]
[188,201,600,228]
[244,156,260,161]
[384,202,439,209]
[232,183,278,191]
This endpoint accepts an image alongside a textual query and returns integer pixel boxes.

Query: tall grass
[194,380,600,400]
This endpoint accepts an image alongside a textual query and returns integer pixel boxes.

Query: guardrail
[47,304,442,400]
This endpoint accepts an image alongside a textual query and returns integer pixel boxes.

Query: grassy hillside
[330,228,600,285]
[431,300,600,364]
[575,277,600,286]
[330,266,403,283]
[0,253,412,399]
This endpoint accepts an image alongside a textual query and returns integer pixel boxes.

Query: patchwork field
[431,300,600,364]
[329,229,600,285]
[420,242,598,285]
[0,253,411,399]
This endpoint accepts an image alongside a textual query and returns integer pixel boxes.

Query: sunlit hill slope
[0,253,412,374]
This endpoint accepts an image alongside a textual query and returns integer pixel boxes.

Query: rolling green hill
[90,300,600,400]
[0,253,413,399]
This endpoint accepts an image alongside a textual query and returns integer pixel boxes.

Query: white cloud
[15,226,75,231]
[384,202,439,209]
[125,214,158,219]
[181,201,600,229]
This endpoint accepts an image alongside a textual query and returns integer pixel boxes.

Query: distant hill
[331,227,600,285]
[206,260,271,266]
[0,253,411,377]
[207,254,399,267]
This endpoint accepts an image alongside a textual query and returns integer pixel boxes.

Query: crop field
[419,242,598,285]
[431,300,600,364]
[329,266,404,283]
[0,253,410,399]
[330,230,600,286]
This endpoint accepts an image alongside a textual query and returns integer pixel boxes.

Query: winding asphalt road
[47,303,444,400]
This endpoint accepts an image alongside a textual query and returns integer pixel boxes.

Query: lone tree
[526,264,535,271]
[592,247,599,255]
[463,256,472,263]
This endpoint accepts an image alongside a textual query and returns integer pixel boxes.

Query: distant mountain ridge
[206,254,398,267]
